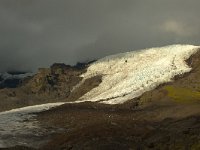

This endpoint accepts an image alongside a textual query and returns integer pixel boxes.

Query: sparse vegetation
[165,86,200,103]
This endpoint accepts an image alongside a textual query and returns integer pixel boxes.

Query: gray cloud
[0,0,200,72]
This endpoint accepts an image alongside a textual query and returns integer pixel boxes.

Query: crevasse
[78,45,200,104]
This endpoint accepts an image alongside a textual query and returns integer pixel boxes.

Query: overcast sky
[0,0,200,72]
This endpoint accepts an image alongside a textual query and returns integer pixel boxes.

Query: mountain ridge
[0,45,200,112]
[1,45,200,149]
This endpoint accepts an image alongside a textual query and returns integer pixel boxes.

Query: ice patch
[77,45,200,104]
[0,102,64,148]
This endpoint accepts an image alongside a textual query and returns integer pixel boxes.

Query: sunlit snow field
[78,45,200,104]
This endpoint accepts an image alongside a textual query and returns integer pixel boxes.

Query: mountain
[0,45,199,111]
[1,44,200,149]
[0,63,92,111]
[0,72,33,89]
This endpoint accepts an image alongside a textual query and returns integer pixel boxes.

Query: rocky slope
[0,62,100,111]
[30,47,200,150]
[0,45,198,111]
[1,45,200,149]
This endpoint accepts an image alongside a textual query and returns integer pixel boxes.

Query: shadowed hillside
[0,61,100,112]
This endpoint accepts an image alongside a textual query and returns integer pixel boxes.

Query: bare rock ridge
[0,45,200,111]
[25,63,85,97]
[0,61,100,112]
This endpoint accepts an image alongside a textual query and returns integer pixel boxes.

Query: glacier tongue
[0,102,65,148]
[78,45,200,104]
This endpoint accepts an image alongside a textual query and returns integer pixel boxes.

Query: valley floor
[3,99,200,150]
[35,100,200,150]
[1,99,200,150]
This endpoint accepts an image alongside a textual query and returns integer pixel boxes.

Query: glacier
[0,102,64,148]
[0,44,200,148]
[77,45,200,104]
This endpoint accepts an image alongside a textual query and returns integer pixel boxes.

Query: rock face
[0,61,102,112]
[25,64,85,98]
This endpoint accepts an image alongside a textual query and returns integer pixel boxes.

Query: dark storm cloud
[0,0,200,72]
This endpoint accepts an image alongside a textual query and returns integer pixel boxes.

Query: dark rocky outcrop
[25,64,85,98]
[0,61,102,111]
[0,71,33,89]
[0,78,22,89]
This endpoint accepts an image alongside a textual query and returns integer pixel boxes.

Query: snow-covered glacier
[78,45,200,104]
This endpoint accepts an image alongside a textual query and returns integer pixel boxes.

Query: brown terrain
[1,51,200,150]
[0,62,100,112]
